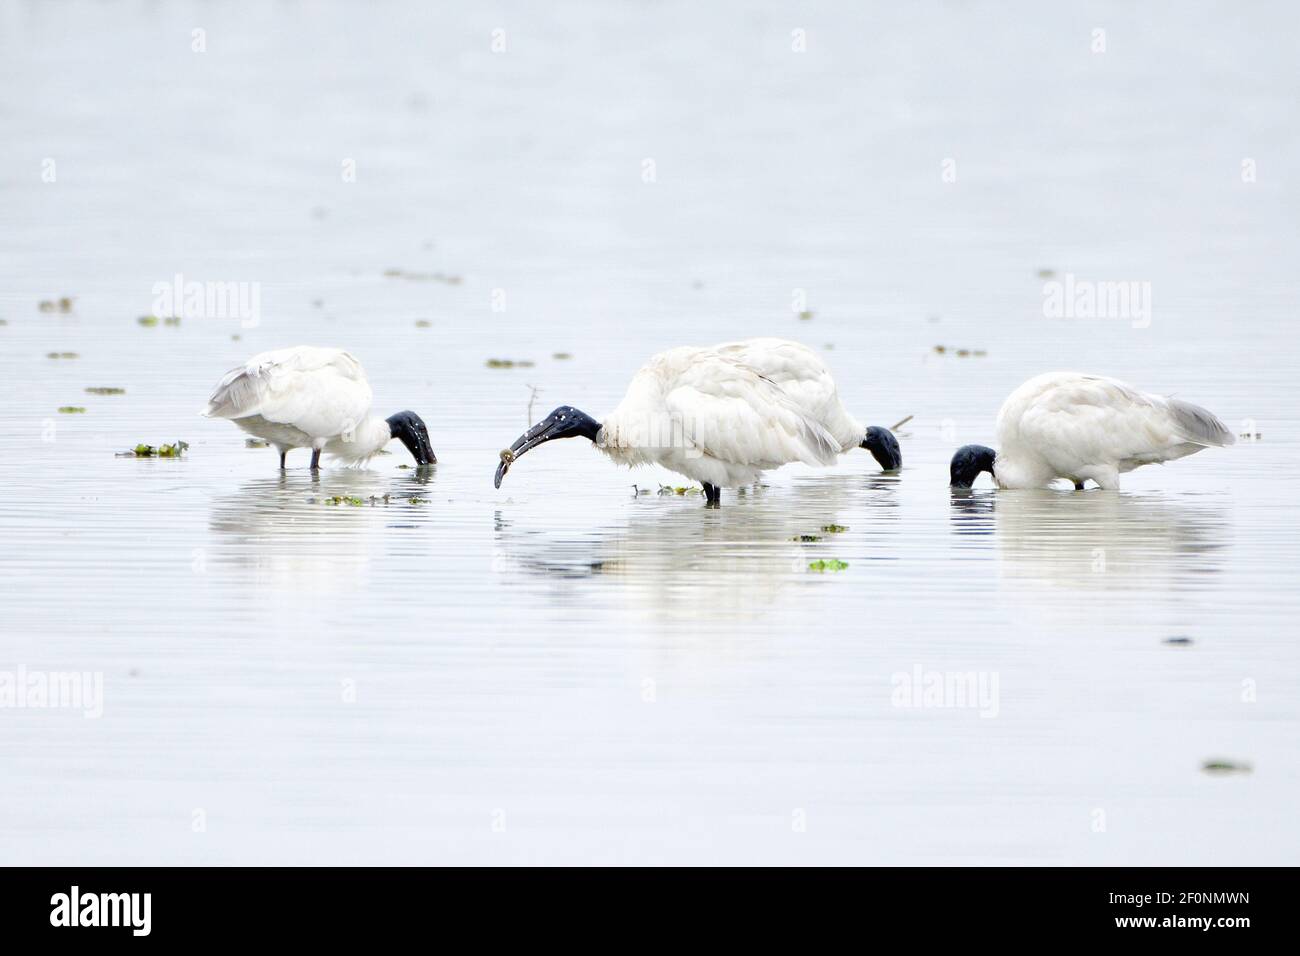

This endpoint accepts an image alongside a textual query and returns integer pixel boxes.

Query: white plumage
[201,346,435,469]
[600,342,840,487]
[713,338,877,455]
[495,338,900,504]
[951,371,1234,490]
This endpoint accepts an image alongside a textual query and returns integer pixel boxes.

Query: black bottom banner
[0,866,1276,943]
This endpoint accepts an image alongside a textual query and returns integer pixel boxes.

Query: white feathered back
[998,371,1233,482]
[600,344,841,477]
[202,346,373,442]
[711,338,864,450]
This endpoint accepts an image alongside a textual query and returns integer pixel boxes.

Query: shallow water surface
[0,0,1297,864]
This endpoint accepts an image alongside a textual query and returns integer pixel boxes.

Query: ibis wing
[712,338,865,450]
[202,347,373,437]
[1014,374,1233,470]
[713,338,835,408]
[664,354,841,468]
[1163,397,1235,447]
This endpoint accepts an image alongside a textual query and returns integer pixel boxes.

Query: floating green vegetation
[244,438,269,448]
[820,524,848,533]
[58,406,86,414]
[1202,760,1252,776]
[396,464,411,469]
[485,358,535,368]
[85,386,125,395]
[47,351,79,359]
[793,534,821,542]
[408,496,429,504]
[1239,430,1262,440]
[323,494,392,506]
[808,558,849,572]
[120,440,189,458]
[933,345,987,357]
[137,315,159,327]
[1037,268,1056,279]
[382,268,462,285]
[798,310,814,321]
[552,352,572,360]
[164,316,181,326]
[414,319,432,328]
[658,485,701,496]
[38,297,74,313]
[0,318,8,325]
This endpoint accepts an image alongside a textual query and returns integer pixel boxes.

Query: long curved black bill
[387,411,437,467]
[410,431,436,466]
[493,419,559,489]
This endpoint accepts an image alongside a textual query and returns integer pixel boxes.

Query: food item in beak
[494,448,517,488]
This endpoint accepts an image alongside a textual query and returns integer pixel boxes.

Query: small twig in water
[890,414,913,431]
[525,384,541,427]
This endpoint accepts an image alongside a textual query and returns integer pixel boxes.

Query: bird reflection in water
[207,470,437,591]
[949,489,1230,590]
[492,474,900,621]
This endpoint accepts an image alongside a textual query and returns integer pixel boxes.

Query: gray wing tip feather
[1168,398,1235,447]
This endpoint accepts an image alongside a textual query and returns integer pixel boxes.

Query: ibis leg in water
[703,483,721,507]
[310,449,321,470]
[279,450,287,470]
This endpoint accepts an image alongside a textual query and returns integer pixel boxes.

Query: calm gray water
[1,1,1297,864]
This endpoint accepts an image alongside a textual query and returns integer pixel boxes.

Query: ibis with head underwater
[949,371,1234,490]
[201,346,436,469]
[494,338,902,505]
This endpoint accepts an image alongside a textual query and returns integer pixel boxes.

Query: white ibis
[494,337,900,505]
[950,371,1234,490]
[201,346,435,469]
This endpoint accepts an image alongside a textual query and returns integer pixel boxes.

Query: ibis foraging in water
[201,346,436,469]
[949,371,1234,490]
[493,338,901,505]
